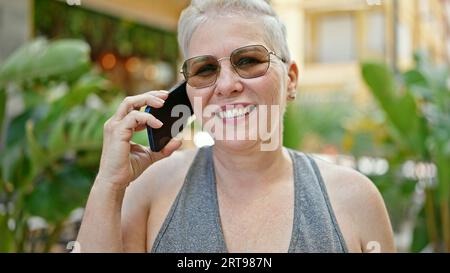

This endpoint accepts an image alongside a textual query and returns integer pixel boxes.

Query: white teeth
[217,105,256,119]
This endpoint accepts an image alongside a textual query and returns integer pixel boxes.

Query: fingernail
[156,119,164,127]
[156,98,165,105]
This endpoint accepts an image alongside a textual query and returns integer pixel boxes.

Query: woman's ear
[286,61,299,101]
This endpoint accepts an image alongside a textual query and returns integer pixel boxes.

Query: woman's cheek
[263,71,284,105]
[188,92,214,124]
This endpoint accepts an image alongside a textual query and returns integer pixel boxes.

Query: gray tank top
[151,146,348,253]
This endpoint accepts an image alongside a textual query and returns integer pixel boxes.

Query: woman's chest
[217,181,294,252]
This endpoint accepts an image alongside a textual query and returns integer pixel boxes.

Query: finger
[114,91,169,120]
[134,124,147,132]
[160,138,183,157]
[130,142,148,153]
[129,143,154,171]
[120,110,163,131]
[151,90,170,98]
[146,138,182,164]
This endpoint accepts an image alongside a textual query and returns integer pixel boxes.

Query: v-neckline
[207,147,298,253]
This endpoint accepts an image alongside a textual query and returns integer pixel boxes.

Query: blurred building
[272,0,450,106]
[0,1,32,63]
[2,0,450,101]
[78,0,189,30]
[76,0,450,105]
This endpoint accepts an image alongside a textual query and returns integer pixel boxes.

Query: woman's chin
[214,139,260,152]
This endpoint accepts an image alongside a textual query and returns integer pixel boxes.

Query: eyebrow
[186,44,271,64]
[189,55,215,65]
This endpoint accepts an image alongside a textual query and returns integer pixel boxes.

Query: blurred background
[0,0,449,252]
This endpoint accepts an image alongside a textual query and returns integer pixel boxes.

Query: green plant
[362,53,450,252]
[283,91,355,152]
[0,38,117,252]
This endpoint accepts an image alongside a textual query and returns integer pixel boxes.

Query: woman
[76,0,395,253]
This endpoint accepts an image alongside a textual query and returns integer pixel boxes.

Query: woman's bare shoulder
[120,148,198,251]
[311,156,378,202]
[121,147,198,214]
[311,156,396,252]
[131,147,199,202]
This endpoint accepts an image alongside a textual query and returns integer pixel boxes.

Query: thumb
[149,138,183,163]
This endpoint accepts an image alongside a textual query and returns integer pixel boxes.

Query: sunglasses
[181,44,286,88]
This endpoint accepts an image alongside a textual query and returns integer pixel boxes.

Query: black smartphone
[144,81,193,152]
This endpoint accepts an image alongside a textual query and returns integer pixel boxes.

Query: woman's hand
[97,91,182,190]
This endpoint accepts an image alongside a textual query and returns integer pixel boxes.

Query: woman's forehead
[187,17,267,57]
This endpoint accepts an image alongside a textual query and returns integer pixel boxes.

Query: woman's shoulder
[147,147,199,179]
[310,156,382,210]
[286,148,378,197]
[125,147,199,206]
[145,147,199,196]
[120,148,199,251]
[310,156,395,252]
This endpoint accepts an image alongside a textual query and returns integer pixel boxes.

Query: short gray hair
[177,0,291,62]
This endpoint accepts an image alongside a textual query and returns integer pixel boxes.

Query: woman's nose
[214,60,244,97]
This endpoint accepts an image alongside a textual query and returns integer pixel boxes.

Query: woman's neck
[212,143,293,194]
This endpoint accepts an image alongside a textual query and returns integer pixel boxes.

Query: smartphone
[145,81,193,152]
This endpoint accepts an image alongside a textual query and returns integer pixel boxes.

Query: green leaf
[0,38,91,85]
[361,62,428,158]
[283,103,302,150]
[25,120,47,178]
[0,215,16,252]
[47,116,67,158]
[1,144,22,184]
[0,143,33,194]
[411,207,430,252]
[79,111,101,142]
[67,108,91,144]
[403,70,432,100]
[24,165,93,223]
[0,38,47,85]
[5,110,33,149]
[46,74,107,122]
[435,150,450,202]
[0,89,6,146]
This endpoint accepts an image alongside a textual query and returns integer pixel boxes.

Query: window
[366,11,385,57]
[317,14,356,63]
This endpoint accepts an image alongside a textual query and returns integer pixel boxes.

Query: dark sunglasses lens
[231,45,270,78]
[183,56,219,88]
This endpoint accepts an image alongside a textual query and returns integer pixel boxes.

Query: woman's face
[186,16,297,152]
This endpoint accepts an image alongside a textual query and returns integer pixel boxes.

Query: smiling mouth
[216,105,257,119]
